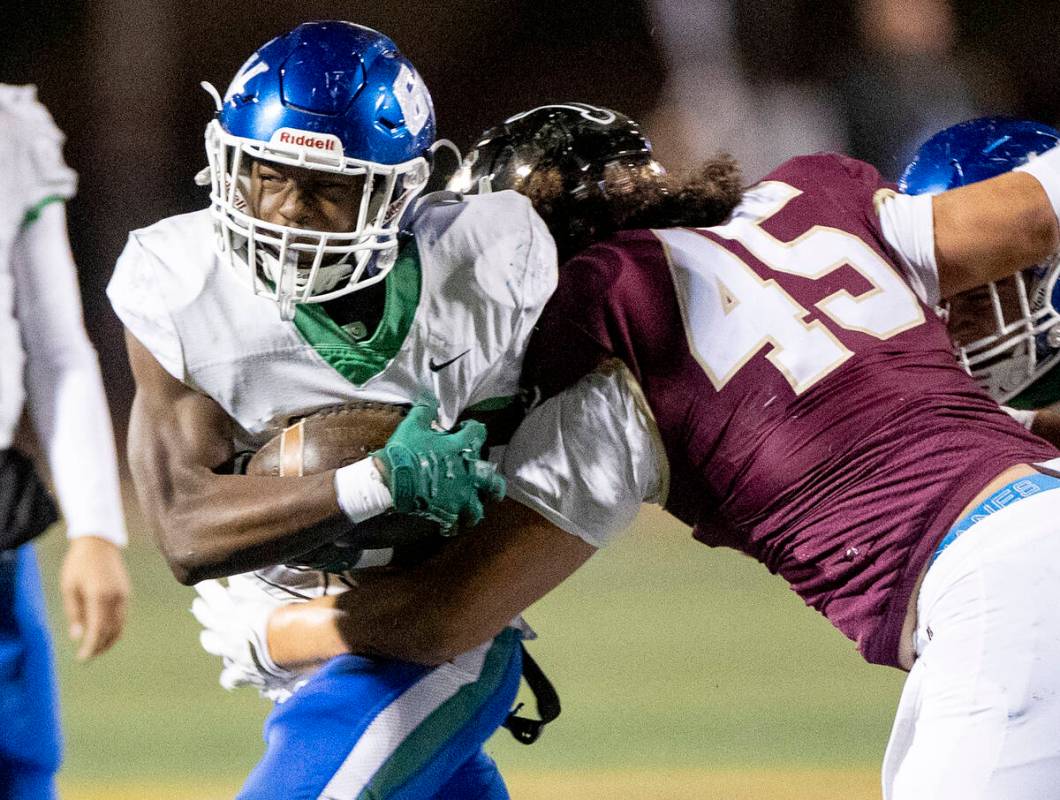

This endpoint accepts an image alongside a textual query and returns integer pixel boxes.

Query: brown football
[245,400,408,477]
[245,401,441,571]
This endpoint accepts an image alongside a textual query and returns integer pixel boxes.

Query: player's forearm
[139,465,349,584]
[935,171,1059,298]
[267,499,596,666]
[266,585,469,667]
[126,332,364,583]
[267,571,498,667]
[266,596,350,669]
[128,398,347,583]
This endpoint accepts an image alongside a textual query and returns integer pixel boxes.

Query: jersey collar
[291,240,421,385]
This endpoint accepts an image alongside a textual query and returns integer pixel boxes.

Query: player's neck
[320,280,387,341]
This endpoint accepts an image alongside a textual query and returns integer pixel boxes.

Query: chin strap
[503,643,562,745]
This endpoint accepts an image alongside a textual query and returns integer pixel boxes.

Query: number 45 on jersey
[661,181,925,395]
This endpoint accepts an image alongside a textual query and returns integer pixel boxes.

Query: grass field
[37,504,903,798]
[59,769,884,799]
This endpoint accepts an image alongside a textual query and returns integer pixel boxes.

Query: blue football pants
[0,545,61,800]
[238,626,522,800]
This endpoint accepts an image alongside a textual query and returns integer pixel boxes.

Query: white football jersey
[108,189,556,601]
[108,190,554,446]
[0,85,124,544]
[0,85,77,447]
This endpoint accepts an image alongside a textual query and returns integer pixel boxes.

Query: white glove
[190,578,303,702]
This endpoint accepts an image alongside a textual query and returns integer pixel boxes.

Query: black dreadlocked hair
[520,156,743,261]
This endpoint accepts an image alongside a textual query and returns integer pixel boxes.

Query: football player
[900,116,1060,446]
[0,85,130,799]
[110,21,542,800]
[212,103,1060,799]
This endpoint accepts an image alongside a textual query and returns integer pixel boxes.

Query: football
[245,401,441,571]
[245,400,407,477]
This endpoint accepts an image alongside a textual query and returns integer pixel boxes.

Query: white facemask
[200,109,428,319]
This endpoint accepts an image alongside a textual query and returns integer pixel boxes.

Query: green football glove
[372,394,506,535]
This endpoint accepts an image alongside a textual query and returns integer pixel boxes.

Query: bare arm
[935,171,1060,298]
[267,498,596,666]
[125,331,351,584]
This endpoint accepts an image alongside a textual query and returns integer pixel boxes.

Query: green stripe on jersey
[21,194,65,229]
[357,627,521,799]
[292,242,421,386]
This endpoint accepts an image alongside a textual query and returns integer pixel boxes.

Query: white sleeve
[106,229,186,382]
[3,84,77,211]
[1015,144,1060,224]
[497,359,668,548]
[13,201,127,546]
[875,189,940,307]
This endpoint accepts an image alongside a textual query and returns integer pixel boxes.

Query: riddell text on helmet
[272,128,340,152]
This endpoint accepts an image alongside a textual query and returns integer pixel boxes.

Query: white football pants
[882,488,1060,799]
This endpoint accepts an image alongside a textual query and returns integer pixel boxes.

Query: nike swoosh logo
[429,349,470,372]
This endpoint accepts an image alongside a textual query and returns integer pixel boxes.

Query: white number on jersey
[659,181,925,394]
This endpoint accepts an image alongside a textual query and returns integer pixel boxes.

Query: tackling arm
[266,499,596,666]
[126,331,351,584]
[934,169,1060,298]
[260,360,663,666]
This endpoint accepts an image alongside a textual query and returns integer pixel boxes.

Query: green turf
[35,504,904,784]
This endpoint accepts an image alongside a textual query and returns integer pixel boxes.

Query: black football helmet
[449,102,660,196]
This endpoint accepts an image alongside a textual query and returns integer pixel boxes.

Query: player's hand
[372,393,506,535]
[190,577,297,701]
[59,536,131,661]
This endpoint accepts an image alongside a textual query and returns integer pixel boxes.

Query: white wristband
[334,457,393,523]
[1016,146,1060,224]
[1001,405,1037,430]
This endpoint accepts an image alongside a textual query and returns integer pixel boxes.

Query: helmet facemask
[947,256,1060,403]
[203,117,429,319]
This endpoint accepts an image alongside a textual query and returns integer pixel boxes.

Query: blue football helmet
[900,117,1060,408]
[200,21,435,317]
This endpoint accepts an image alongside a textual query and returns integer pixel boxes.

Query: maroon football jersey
[522,153,1058,667]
